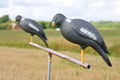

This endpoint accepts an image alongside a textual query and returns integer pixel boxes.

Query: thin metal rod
[29,42,91,69]
[47,53,52,80]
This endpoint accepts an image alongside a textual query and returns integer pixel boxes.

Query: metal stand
[47,53,52,80]
[29,42,91,80]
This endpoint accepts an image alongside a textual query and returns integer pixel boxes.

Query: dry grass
[0,47,119,80]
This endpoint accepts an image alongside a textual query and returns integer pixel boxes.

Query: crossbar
[29,42,91,69]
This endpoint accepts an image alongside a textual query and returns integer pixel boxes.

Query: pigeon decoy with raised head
[52,13,112,67]
[15,15,48,47]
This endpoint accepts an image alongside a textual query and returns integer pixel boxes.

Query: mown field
[0,47,119,80]
[0,29,120,80]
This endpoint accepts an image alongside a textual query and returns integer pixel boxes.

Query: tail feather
[42,39,49,48]
[101,42,110,54]
[100,51,112,67]
[37,33,49,48]
[91,43,112,67]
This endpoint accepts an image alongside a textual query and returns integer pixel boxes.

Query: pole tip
[87,65,91,69]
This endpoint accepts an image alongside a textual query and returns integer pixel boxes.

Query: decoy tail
[37,33,49,48]
[102,53,112,67]
[42,39,49,48]
[92,43,112,67]
[98,49,112,67]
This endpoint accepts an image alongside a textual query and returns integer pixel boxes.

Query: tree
[0,15,12,30]
[0,15,10,23]
[38,21,47,29]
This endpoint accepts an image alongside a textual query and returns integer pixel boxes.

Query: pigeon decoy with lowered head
[15,15,48,47]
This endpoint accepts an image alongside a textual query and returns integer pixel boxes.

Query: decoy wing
[71,19,109,54]
[25,19,47,40]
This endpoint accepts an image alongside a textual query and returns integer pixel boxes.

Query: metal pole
[47,53,52,80]
[29,42,91,69]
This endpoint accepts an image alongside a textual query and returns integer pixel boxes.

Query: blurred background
[0,0,120,80]
[0,0,120,21]
[0,0,120,61]
[0,0,120,30]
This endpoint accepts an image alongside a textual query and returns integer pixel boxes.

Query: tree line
[0,15,120,30]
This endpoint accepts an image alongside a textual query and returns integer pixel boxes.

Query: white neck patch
[65,18,71,23]
[28,23,39,32]
[21,18,25,21]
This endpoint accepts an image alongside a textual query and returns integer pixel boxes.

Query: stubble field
[0,47,119,80]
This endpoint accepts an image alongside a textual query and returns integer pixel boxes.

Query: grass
[0,29,120,80]
[0,29,120,57]
[0,47,119,80]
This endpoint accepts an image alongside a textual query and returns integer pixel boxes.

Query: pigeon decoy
[15,15,48,47]
[52,13,112,67]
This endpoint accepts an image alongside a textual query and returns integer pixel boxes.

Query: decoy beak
[52,21,56,27]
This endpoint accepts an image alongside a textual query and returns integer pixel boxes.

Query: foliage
[37,21,120,30]
[37,21,46,29]
[37,21,51,29]
[0,15,10,23]
[91,21,120,29]
[0,14,120,30]
[0,15,12,30]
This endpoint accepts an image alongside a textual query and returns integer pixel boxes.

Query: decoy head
[52,13,66,27]
[15,15,22,22]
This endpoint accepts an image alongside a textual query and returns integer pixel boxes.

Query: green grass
[0,29,120,57]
